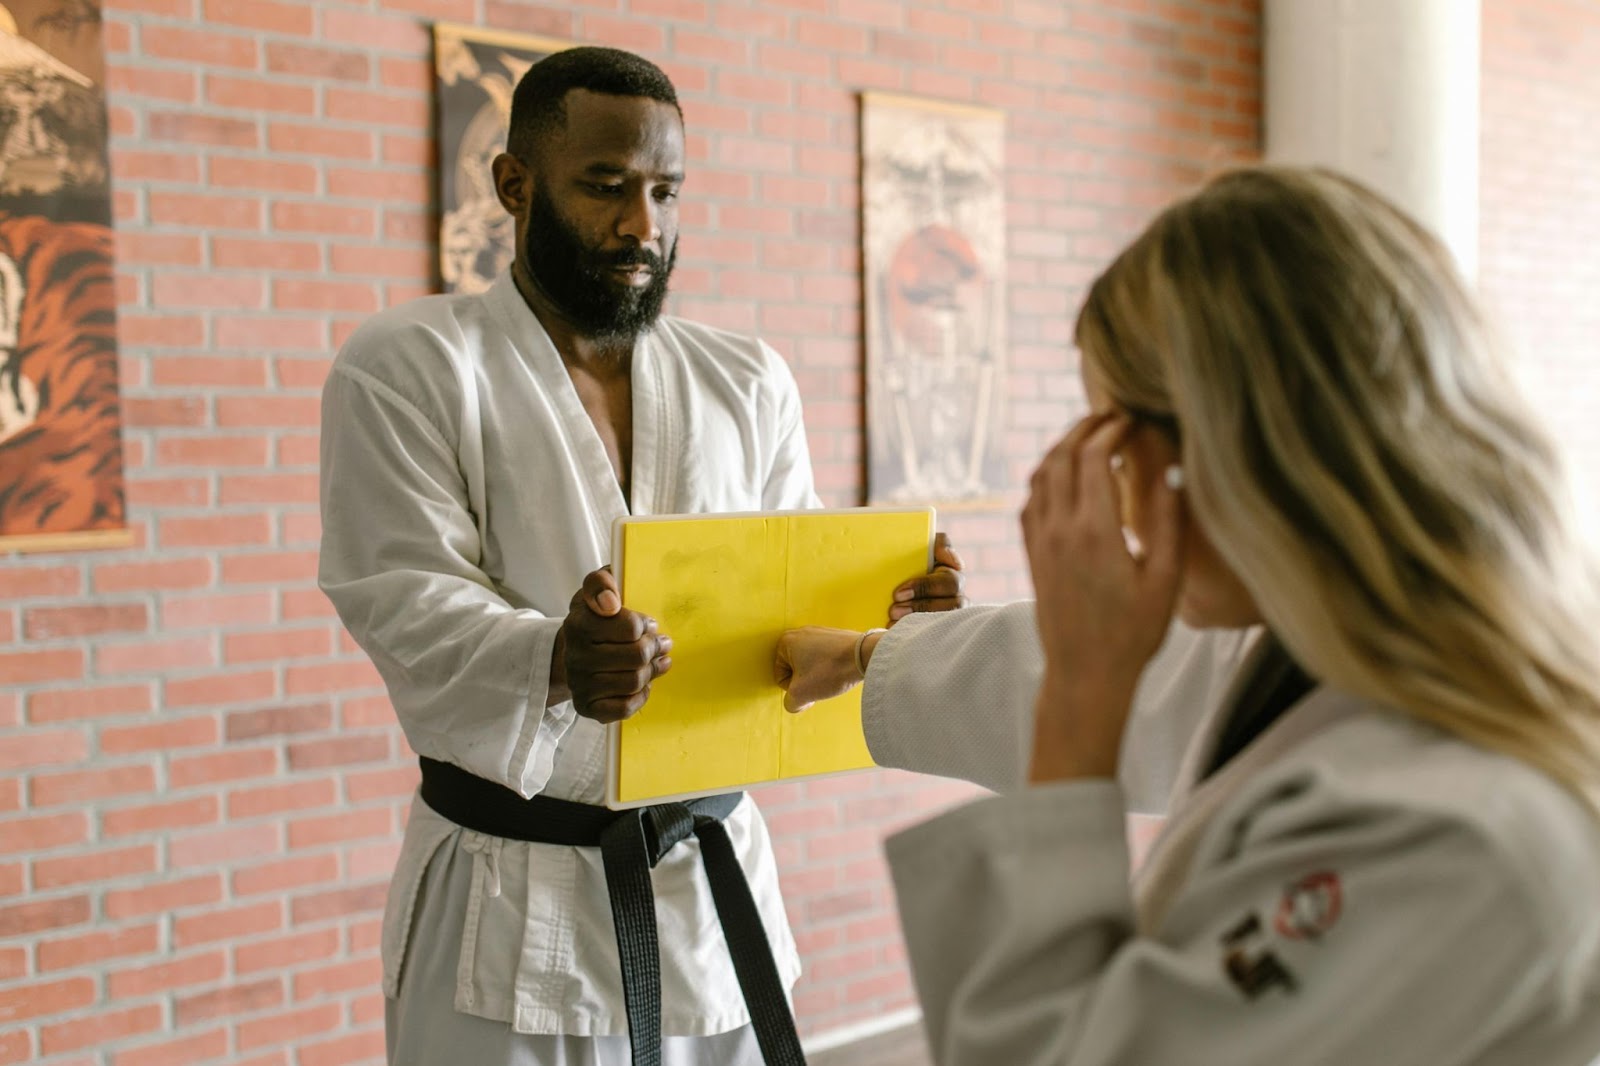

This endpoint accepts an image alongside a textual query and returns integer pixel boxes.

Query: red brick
[28,684,152,724]
[33,844,158,890]
[215,315,326,352]
[234,926,341,976]
[321,8,430,50]
[39,1004,162,1054]
[30,764,157,808]
[275,435,322,466]
[96,635,216,676]
[377,54,430,93]
[174,977,284,1026]
[581,14,666,52]
[143,25,257,67]
[203,0,313,33]
[212,236,322,272]
[287,807,391,850]
[134,475,217,510]
[284,660,384,697]
[298,1030,386,1066]
[226,771,335,829]
[0,648,84,685]
[238,1002,342,1050]
[272,278,380,314]
[0,946,25,981]
[102,795,220,838]
[275,358,331,390]
[0,862,18,896]
[166,669,278,708]
[0,1031,26,1066]
[382,132,433,167]
[290,882,387,924]
[338,695,394,729]
[111,1028,229,1066]
[158,514,272,550]
[268,122,375,161]
[169,821,282,869]
[0,894,90,937]
[0,810,87,853]
[1,730,87,780]
[147,111,259,149]
[3,564,81,598]
[218,474,321,507]
[156,437,272,469]
[174,900,283,947]
[151,356,269,388]
[294,956,383,1003]
[270,202,378,239]
[345,765,418,804]
[103,874,223,920]
[118,231,205,266]
[118,313,206,348]
[152,272,265,309]
[107,65,198,103]
[265,41,368,80]
[169,747,279,789]
[232,852,340,896]
[285,734,389,772]
[94,557,212,595]
[0,975,95,1024]
[226,702,334,741]
[674,28,750,67]
[123,395,208,427]
[217,395,323,428]
[325,88,430,131]
[346,840,402,881]
[149,191,263,230]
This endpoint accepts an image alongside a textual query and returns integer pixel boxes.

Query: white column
[1264,0,1481,280]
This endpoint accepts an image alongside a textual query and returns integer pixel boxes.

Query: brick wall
[0,1,1262,1062]
[1479,0,1600,525]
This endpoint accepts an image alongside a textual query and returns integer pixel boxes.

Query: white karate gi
[863,604,1600,1066]
[318,271,819,1064]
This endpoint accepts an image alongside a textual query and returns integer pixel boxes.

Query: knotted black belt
[418,757,806,1066]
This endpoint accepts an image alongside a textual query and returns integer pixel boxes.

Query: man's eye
[654,188,679,203]
[588,183,624,195]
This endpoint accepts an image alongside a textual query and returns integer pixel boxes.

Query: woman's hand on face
[1021,412,1186,698]
[774,626,864,712]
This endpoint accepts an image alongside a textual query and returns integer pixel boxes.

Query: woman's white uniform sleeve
[886,776,1557,1066]
[318,363,572,797]
[861,603,1245,812]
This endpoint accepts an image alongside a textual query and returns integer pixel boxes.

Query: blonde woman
[776,166,1600,1065]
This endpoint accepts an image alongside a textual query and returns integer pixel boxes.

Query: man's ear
[491,152,531,214]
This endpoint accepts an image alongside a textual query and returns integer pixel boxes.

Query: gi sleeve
[862,604,1237,812]
[757,340,823,511]
[318,360,574,797]
[887,774,1553,1066]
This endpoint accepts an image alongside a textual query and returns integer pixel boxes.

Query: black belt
[418,757,806,1066]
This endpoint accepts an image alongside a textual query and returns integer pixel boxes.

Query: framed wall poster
[433,22,571,295]
[0,0,129,552]
[861,92,1007,509]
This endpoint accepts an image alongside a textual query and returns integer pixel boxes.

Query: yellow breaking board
[606,507,934,809]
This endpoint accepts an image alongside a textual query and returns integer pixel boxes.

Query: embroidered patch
[1274,871,1342,941]
[1220,913,1298,999]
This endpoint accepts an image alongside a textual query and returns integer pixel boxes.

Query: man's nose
[616,187,661,247]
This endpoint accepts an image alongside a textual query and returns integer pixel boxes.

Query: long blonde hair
[1077,165,1600,812]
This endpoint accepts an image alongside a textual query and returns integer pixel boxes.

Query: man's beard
[523,186,675,342]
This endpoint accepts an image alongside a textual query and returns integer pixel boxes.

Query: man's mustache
[602,248,666,271]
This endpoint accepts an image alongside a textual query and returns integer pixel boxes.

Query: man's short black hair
[506,46,681,162]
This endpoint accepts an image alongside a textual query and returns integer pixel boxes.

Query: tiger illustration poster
[862,93,1007,509]
[433,23,570,295]
[0,0,127,552]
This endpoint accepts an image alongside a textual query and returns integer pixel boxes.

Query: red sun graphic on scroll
[885,224,985,357]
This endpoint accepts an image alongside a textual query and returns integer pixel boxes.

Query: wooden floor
[808,1023,930,1066]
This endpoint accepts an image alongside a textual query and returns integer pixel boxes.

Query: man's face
[508,89,684,341]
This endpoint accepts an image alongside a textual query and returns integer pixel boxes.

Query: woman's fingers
[1074,415,1137,532]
